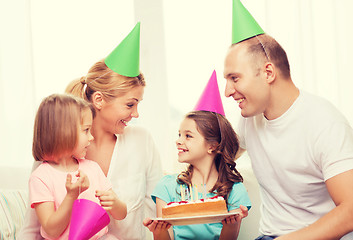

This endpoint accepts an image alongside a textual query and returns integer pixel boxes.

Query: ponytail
[65,77,87,100]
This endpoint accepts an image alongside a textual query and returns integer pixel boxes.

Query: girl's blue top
[151,174,251,240]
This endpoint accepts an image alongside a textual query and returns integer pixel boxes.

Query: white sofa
[0,157,261,240]
[236,156,261,240]
[0,165,31,240]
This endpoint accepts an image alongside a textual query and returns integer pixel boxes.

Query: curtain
[0,0,35,167]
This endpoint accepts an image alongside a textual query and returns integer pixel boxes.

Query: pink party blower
[69,199,110,240]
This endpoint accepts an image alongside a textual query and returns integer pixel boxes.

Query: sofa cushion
[0,189,28,240]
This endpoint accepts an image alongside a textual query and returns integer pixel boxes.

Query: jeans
[255,235,278,240]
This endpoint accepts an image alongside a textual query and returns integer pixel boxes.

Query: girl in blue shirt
[144,110,251,240]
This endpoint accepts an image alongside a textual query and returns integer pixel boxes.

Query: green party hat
[232,0,264,44]
[105,22,140,77]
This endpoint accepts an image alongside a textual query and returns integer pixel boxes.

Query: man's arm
[276,169,353,240]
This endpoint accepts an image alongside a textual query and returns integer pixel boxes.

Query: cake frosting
[162,196,228,218]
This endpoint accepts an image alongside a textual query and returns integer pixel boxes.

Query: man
[223,0,353,239]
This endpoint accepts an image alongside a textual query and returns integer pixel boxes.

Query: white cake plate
[152,212,239,226]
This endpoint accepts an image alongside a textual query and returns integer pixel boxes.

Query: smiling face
[176,118,213,165]
[99,85,144,134]
[224,42,271,118]
[72,108,94,160]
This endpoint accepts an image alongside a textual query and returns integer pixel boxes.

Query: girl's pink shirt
[29,159,112,240]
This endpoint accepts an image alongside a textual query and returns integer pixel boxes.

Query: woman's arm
[145,133,163,218]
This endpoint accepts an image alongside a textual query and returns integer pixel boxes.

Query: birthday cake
[162,196,228,218]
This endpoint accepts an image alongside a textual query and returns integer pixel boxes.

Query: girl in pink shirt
[29,94,126,240]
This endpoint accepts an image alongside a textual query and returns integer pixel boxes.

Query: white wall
[1,0,352,174]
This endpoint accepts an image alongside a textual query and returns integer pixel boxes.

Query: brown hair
[32,94,94,162]
[239,34,291,79]
[177,111,243,202]
[65,59,145,103]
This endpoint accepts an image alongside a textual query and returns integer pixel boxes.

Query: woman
[67,59,162,239]
[19,22,163,240]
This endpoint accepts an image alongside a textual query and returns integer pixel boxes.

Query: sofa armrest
[0,189,28,240]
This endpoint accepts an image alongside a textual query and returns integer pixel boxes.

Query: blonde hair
[65,59,146,103]
[32,93,94,162]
